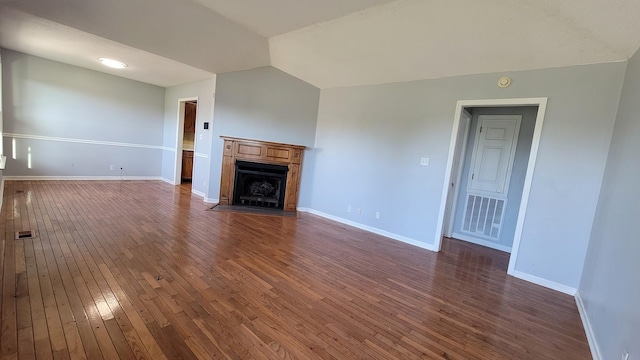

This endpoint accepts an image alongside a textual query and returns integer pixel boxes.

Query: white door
[468,115,522,196]
[454,115,521,243]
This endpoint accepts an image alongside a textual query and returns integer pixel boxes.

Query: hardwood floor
[0,180,591,359]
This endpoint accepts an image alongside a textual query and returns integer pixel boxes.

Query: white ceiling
[270,0,640,88]
[0,7,214,87]
[191,0,398,37]
[1,0,640,89]
[0,0,270,87]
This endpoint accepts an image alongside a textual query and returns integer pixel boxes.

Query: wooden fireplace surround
[219,136,305,212]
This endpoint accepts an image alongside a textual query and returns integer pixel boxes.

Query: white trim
[450,232,512,253]
[508,98,548,274]
[3,176,163,181]
[174,97,199,185]
[161,177,176,185]
[194,152,208,159]
[435,98,548,280]
[0,154,6,170]
[511,270,576,295]
[444,110,471,237]
[575,291,602,360]
[3,133,170,151]
[437,104,465,248]
[297,208,438,251]
[191,189,206,198]
[204,197,219,204]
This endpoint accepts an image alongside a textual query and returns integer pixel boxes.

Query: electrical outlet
[420,157,430,166]
[356,207,361,215]
[622,351,629,360]
[375,211,380,219]
[199,134,203,140]
[347,205,352,213]
[110,165,115,171]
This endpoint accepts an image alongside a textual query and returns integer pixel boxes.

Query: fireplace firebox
[232,161,288,209]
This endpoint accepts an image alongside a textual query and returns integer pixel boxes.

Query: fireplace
[233,161,288,209]
[219,136,305,212]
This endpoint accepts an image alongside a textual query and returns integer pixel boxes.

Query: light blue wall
[311,62,626,289]
[1,49,165,176]
[208,66,320,206]
[452,106,537,250]
[579,50,640,359]
[162,78,216,196]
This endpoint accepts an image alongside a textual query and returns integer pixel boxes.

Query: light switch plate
[420,157,429,166]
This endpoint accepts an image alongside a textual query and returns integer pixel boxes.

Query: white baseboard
[3,176,163,181]
[191,189,206,198]
[161,177,176,185]
[510,270,577,295]
[204,197,219,204]
[575,291,602,360]
[297,207,437,252]
[296,209,576,298]
[451,232,512,253]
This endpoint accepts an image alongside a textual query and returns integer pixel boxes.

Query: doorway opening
[436,98,548,275]
[174,97,198,186]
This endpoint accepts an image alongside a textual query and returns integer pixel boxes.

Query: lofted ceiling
[1,0,640,89]
[191,0,398,37]
[0,7,214,87]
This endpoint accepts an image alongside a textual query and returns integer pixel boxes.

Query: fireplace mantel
[218,136,306,212]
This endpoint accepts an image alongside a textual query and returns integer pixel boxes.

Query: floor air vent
[15,230,37,240]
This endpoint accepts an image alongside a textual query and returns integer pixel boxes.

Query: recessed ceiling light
[99,58,127,69]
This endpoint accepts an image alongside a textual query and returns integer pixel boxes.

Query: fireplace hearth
[233,161,288,209]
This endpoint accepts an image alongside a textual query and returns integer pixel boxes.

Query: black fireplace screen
[233,161,288,209]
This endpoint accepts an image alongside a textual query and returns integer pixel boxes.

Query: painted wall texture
[207,66,320,206]
[1,49,165,177]
[579,49,640,359]
[311,62,626,290]
[162,78,216,197]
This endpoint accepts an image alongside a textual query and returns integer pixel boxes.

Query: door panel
[468,116,522,196]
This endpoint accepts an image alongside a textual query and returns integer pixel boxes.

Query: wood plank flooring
[0,180,591,359]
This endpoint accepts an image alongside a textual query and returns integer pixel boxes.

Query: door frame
[442,109,471,238]
[435,97,548,276]
[173,97,198,185]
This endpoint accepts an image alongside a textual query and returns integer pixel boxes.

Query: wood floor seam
[0,180,591,359]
